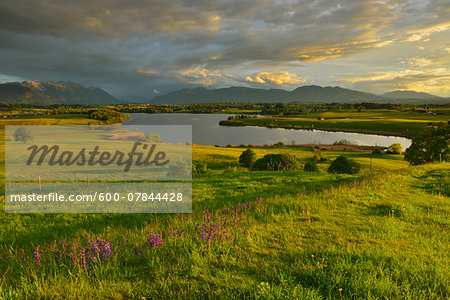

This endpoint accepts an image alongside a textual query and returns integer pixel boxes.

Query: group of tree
[89,109,129,124]
[405,122,449,165]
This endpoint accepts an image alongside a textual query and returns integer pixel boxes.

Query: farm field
[0,133,448,298]
[220,109,450,137]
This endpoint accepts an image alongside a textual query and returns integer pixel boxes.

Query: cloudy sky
[1,0,449,100]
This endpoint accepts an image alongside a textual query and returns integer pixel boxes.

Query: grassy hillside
[220,109,450,137]
[0,141,448,298]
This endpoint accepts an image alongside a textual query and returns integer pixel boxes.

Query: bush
[333,139,353,145]
[239,144,246,147]
[247,144,254,148]
[274,141,285,146]
[215,144,220,147]
[312,153,321,162]
[312,152,327,162]
[405,122,449,165]
[304,161,319,172]
[239,149,257,167]
[327,156,360,174]
[372,148,382,154]
[252,153,301,171]
[226,144,233,148]
[385,143,402,154]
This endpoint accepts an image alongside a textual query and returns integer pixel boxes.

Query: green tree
[239,149,257,167]
[14,127,33,143]
[405,123,450,165]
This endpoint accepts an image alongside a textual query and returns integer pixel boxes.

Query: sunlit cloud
[404,21,450,42]
[245,71,305,85]
[177,65,227,85]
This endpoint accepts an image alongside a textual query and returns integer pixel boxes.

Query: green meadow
[220,109,450,137]
[0,115,448,299]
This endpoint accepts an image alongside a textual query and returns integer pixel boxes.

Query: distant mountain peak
[381,90,440,99]
[0,81,123,105]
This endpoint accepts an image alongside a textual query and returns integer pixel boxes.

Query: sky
[0,0,449,100]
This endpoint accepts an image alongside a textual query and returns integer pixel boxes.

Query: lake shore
[219,119,413,138]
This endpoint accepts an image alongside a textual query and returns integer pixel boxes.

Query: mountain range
[0,81,447,105]
[150,85,446,104]
[0,81,122,105]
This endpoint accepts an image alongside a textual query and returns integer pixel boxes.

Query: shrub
[304,161,319,172]
[247,144,254,148]
[333,139,353,145]
[215,144,220,147]
[252,153,301,171]
[239,149,257,167]
[385,143,402,154]
[312,152,327,162]
[372,148,382,154]
[327,156,360,174]
[226,144,233,147]
[274,141,285,146]
[312,153,321,162]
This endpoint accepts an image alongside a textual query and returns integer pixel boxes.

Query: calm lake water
[122,113,412,148]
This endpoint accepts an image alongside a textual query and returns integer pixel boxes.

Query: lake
[122,113,412,148]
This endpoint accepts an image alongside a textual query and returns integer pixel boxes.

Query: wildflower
[146,232,164,248]
[34,246,41,266]
[80,247,88,272]
[71,243,78,266]
[134,246,140,256]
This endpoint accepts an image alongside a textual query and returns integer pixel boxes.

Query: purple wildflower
[80,247,87,272]
[71,243,78,266]
[146,232,164,248]
[34,246,41,266]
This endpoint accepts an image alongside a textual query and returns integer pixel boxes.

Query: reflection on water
[123,113,411,148]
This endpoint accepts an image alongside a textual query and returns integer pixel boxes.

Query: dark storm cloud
[1,0,449,99]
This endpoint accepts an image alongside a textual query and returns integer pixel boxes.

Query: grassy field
[0,130,448,298]
[219,109,450,137]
